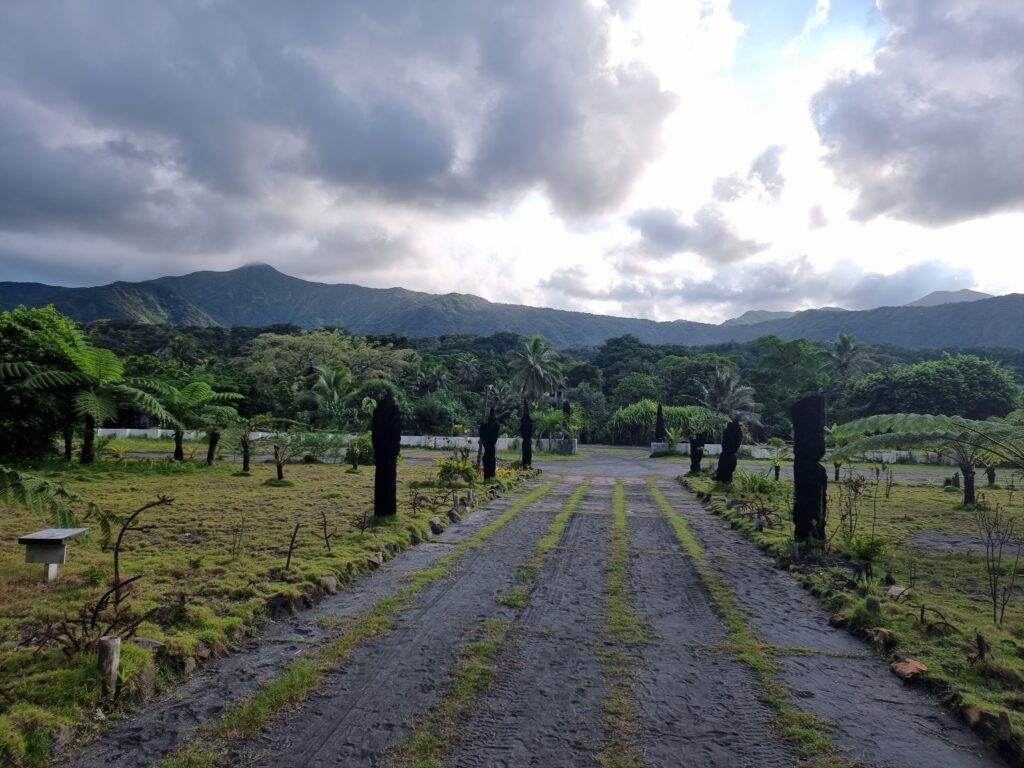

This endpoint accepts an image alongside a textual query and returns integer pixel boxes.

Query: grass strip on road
[161,480,558,768]
[594,481,651,768]
[647,478,848,768]
[387,479,592,767]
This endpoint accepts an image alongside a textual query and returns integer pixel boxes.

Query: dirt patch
[903,530,989,553]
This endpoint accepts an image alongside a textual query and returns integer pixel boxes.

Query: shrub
[437,456,476,486]
[345,432,375,466]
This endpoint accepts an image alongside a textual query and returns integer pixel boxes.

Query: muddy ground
[59,459,1003,767]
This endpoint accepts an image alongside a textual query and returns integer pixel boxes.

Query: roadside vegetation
[686,463,1024,754]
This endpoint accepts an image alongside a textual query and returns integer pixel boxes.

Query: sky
[0,0,1021,323]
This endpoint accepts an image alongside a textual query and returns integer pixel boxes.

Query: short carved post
[714,420,742,484]
[521,401,533,468]
[98,635,121,697]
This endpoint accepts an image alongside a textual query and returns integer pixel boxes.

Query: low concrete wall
[96,429,577,455]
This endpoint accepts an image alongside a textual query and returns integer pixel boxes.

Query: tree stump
[98,635,121,697]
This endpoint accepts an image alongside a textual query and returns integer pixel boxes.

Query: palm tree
[821,333,869,395]
[512,336,564,402]
[19,333,174,463]
[299,367,356,428]
[699,368,761,425]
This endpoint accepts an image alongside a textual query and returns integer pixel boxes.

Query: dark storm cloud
[541,257,974,320]
[0,1,673,283]
[811,0,1024,225]
[625,205,768,264]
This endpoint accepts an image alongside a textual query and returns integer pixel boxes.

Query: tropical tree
[832,413,1005,506]
[511,336,564,402]
[164,381,242,462]
[0,306,82,460]
[821,332,869,395]
[297,367,356,428]
[611,372,659,409]
[845,354,1018,421]
[15,330,174,463]
[699,368,761,425]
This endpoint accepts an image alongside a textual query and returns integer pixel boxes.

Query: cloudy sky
[0,0,1021,322]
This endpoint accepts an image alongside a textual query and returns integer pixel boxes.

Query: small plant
[82,565,106,587]
[437,454,477,486]
[317,509,338,552]
[975,503,1023,626]
[229,512,247,561]
[187,555,205,571]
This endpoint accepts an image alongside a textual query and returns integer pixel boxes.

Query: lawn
[0,457,527,766]
[687,469,1024,747]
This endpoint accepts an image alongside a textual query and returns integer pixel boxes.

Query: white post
[43,563,59,582]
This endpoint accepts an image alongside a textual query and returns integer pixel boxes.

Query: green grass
[648,479,844,766]
[161,479,557,768]
[389,479,591,766]
[686,470,1024,747]
[593,481,650,768]
[0,458,542,765]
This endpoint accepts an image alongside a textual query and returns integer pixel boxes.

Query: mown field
[687,468,1024,744]
[0,458,516,766]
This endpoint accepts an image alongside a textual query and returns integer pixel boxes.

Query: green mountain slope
[1,264,1021,349]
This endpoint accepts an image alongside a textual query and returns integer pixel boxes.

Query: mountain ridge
[1,264,1021,350]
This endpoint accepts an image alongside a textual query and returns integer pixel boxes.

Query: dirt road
[61,464,1000,768]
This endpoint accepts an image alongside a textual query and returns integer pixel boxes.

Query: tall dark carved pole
[714,419,742,484]
[372,392,402,517]
[792,394,828,541]
[521,401,533,468]
[480,408,500,480]
[655,403,666,442]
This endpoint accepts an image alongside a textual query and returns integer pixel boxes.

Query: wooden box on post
[18,528,89,581]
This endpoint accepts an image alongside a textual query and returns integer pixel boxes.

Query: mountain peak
[905,289,993,308]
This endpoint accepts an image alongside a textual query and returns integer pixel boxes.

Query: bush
[437,456,476,486]
[345,432,375,466]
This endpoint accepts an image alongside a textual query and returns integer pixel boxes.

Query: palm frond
[0,466,114,541]
[73,390,119,423]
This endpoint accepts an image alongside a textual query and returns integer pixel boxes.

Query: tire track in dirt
[236,480,582,768]
[624,480,794,768]
[657,479,1003,768]
[58,482,551,768]
[449,477,615,768]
